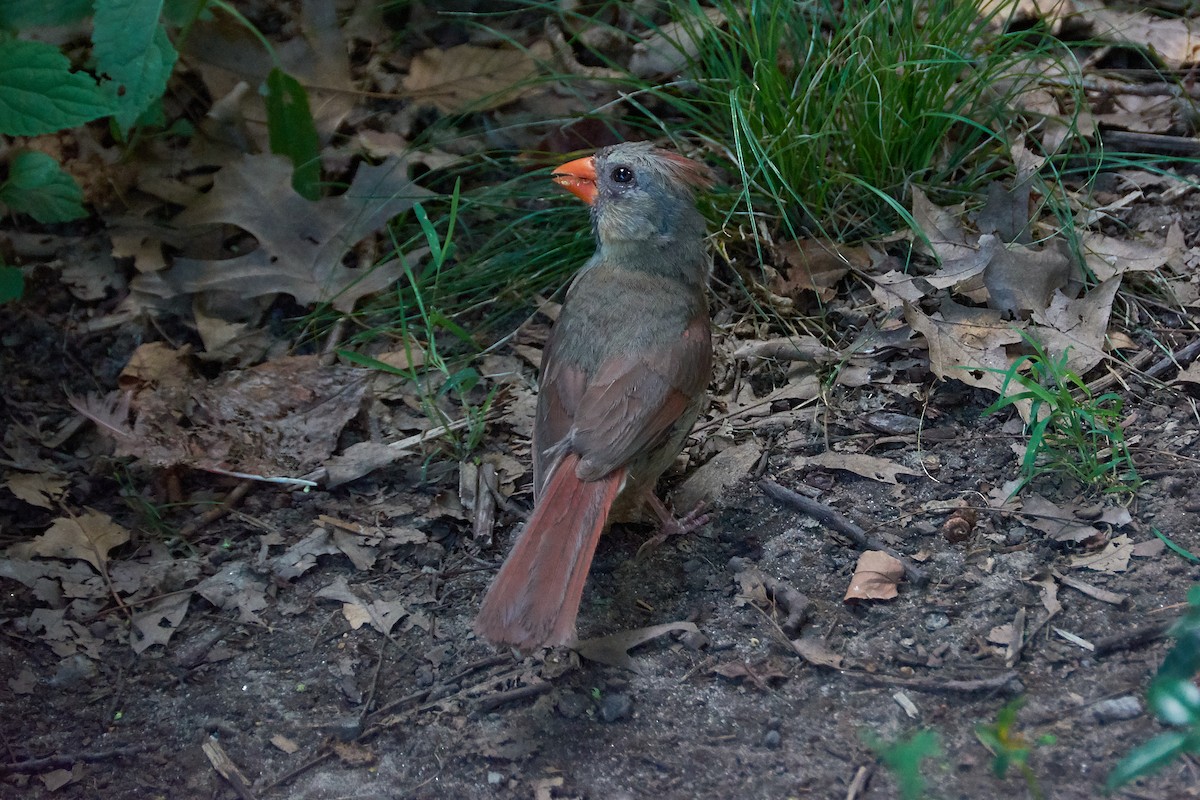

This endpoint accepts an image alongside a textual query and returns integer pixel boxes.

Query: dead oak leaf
[905,298,1024,396]
[403,43,544,113]
[4,471,68,510]
[151,154,429,312]
[8,510,129,573]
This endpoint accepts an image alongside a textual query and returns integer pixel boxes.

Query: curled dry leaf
[790,636,845,669]
[844,550,905,602]
[792,451,919,485]
[573,621,698,672]
[942,507,978,543]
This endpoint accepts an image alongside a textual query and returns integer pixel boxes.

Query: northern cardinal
[474,142,714,651]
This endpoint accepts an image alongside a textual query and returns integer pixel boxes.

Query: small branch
[179,479,254,538]
[473,681,553,713]
[759,479,929,586]
[1094,619,1176,657]
[0,745,145,773]
[845,669,1019,695]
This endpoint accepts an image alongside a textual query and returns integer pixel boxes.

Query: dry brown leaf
[868,269,927,311]
[912,186,975,262]
[793,451,919,485]
[4,472,68,510]
[118,342,192,392]
[8,510,129,573]
[1083,224,1183,281]
[790,636,845,669]
[1029,276,1122,377]
[1022,495,1103,545]
[983,239,1073,316]
[770,239,865,302]
[1070,534,1134,573]
[131,592,191,653]
[403,43,542,113]
[629,6,727,77]
[905,299,1024,396]
[108,355,369,480]
[1081,6,1200,70]
[844,550,904,601]
[146,154,429,312]
[574,621,698,672]
[673,441,763,510]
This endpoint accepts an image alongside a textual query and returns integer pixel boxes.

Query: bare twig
[473,681,553,713]
[179,479,254,538]
[0,745,146,773]
[759,479,929,586]
[1094,619,1176,657]
[845,669,1019,695]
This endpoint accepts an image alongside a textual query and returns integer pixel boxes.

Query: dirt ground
[2,266,1199,800]
[4,4,1200,796]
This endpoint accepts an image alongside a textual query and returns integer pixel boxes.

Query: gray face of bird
[590,145,709,248]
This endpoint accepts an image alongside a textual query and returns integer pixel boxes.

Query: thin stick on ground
[759,479,929,586]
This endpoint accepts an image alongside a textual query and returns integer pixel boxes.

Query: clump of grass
[865,728,941,800]
[976,698,1056,800]
[644,0,1074,241]
[982,332,1140,496]
[1108,584,1200,790]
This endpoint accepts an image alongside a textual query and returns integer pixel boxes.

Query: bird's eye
[610,166,634,184]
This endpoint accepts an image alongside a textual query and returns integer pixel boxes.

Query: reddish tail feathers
[474,453,623,651]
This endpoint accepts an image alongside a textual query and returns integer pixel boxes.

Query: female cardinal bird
[474,142,714,651]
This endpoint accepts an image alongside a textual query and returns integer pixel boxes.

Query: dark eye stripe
[611,166,634,183]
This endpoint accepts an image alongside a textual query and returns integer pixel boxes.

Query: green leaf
[1155,528,1200,563]
[266,68,321,200]
[1149,677,1200,726]
[0,265,23,304]
[0,151,87,222]
[93,0,177,134]
[162,0,208,27]
[1107,731,1192,789]
[0,0,92,28]
[0,40,112,135]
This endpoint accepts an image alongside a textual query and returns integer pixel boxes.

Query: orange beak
[551,155,598,205]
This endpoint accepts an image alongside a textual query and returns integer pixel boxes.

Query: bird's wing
[567,313,711,482]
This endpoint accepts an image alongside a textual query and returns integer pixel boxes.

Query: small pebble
[412,542,446,567]
[762,730,782,749]
[923,612,950,631]
[414,664,435,687]
[1006,526,1029,546]
[48,655,97,689]
[556,691,591,719]
[1092,696,1143,723]
[487,772,504,785]
[600,692,633,722]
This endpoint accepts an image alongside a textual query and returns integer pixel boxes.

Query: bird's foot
[636,496,710,560]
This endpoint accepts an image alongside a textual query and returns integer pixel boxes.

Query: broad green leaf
[0,151,87,222]
[1149,677,1200,726]
[266,68,321,200]
[1107,731,1192,789]
[0,265,23,304]
[162,0,208,27]
[0,40,112,135]
[0,0,92,28]
[93,0,177,133]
